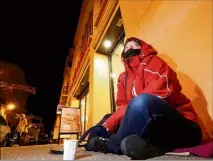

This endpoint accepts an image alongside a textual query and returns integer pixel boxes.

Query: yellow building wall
[89,52,111,125]
[120,0,213,140]
[53,114,60,139]
[67,0,93,106]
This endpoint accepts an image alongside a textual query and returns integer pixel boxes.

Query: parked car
[27,123,41,145]
[28,123,52,145]
[0,115,11,147]
[38,129,52,145]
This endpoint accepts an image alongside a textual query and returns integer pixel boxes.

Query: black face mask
[122,49,141,58]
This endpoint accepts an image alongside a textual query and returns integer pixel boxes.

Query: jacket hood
[121,37,158,72]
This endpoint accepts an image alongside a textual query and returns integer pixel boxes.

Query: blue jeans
[108,94,202,153]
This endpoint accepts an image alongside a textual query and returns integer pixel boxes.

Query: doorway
[79,89,89,135]
[96,8,126,112]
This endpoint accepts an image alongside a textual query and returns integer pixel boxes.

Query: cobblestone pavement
[0,144,211,160]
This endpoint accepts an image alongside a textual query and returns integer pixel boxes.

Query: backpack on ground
[78,114,112,151]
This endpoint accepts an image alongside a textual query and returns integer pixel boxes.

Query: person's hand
[102,123,109,132]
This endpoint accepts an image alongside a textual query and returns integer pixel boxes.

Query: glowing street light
[7,103,16,111]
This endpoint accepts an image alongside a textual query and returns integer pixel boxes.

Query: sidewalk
[0,144,211,160]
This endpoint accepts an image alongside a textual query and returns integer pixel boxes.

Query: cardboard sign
[59,108,81,133]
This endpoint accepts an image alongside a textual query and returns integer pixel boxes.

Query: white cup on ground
[63,140,78,160]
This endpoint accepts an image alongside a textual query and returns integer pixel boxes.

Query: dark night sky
[0,1,83,131]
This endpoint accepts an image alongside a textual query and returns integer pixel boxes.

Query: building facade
[54,0,213,141]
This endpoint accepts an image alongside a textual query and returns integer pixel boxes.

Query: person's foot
[121,135,164,160]
[86,137,108,153]
[107,134,123,155]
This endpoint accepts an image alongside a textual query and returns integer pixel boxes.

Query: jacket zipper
[132,80,137,97]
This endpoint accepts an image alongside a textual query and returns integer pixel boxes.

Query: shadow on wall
[159,54,213,142]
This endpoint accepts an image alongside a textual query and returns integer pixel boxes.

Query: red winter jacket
[104,38,199,134]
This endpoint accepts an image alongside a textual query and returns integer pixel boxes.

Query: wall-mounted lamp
[103,40,112,49]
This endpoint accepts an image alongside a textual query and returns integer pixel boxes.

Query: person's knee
[129,94,156,112]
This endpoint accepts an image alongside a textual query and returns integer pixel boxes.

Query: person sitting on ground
[93,37,202,160]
